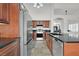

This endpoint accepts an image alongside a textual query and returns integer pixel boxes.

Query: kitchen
[26,3,79,56]
[0,3,79,56]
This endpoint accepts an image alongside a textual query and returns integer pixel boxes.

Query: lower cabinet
[53,39,79,56]
[47,36,70,56]
[64,43,79,56]
[0,39,19,56]
[32,32,36,40]
[47,35,79,56]
[46,34,52,54]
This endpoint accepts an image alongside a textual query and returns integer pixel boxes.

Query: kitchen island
[48,33,79,56]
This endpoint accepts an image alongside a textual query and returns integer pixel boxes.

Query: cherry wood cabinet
[49,35,52,53]
[43,21,50,28]
[0,4,3,21]
[32,21,50,40]
[0,3,10,24]
[32,21,37,40]
[0,40,17,56]
[44,32,48,40]
[64,43,79,56]
[32,32,36,40]
[52,38,79,56]
[46,33,52,54]
[32,21,37,28]
[32,21,50,28]
[0,4,20,56]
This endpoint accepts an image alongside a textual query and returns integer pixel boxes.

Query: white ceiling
[25,3,79,16]
[54,3,79,15]
[25,3,79,21]
[54,3,79,9]
[25,3,52,20]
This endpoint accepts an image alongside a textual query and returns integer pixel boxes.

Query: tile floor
[27,40,51,56]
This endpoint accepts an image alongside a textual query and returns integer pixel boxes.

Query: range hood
[0,19,9,24]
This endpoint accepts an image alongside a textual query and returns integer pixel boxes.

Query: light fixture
[33,3,43,8]
[33,3,37,7]
[20,3,25,10]
[37,6,40,8]
[65,10,67,15]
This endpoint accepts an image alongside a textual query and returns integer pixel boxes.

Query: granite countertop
[48,33,79,43]
[32,30,50,32]
[0,37,19,49]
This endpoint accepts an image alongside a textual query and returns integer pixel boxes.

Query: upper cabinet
[32,21,37,28]
[32,21,50,28]
[36,21,43,26]
[0,4,10,24]
[43,21,50,28]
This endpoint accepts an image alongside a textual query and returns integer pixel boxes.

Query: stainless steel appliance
[53,24,61,34]
[36,26,43,40]
[37,33,43,37]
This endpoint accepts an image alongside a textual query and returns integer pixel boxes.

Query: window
[68,23,78,32]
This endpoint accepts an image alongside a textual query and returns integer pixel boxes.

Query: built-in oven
[37,33,43,37]
[36,26,43,40]
[36,33,43,40]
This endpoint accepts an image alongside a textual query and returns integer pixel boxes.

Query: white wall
[25,3,52,20]
[53,15,79,33]
[53,3,79,33]
[50,4,54,32]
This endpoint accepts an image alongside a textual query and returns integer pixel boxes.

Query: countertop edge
[48,33,63,43]
[0,40,15,49]
[0,37,20,49]
[48,33,79,43]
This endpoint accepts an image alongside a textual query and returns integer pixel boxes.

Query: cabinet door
[32,32,36,40]
[43,32,45,39]
[32,21,37,28]
[0,4,10,23]
[0,4,3,20]
[43,21,49,28]
[3,46,17,56]
[46,34,52,53]
[0,41,17,56]
[64,43,79,56]
[49,36,52,53]
[2,4,10,23]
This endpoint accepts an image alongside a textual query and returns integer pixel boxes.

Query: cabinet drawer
[64,43,79,56]
[0,41,17,56]
[2,46,17,56]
